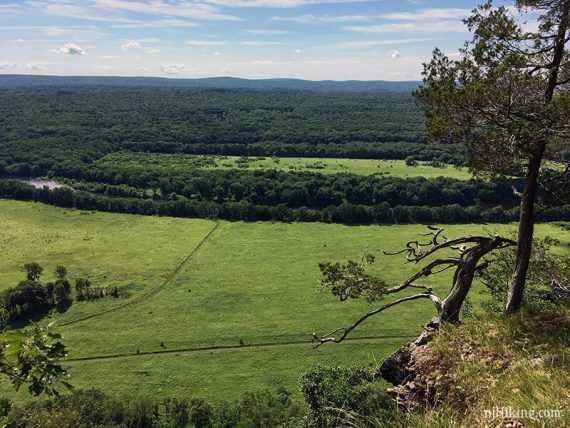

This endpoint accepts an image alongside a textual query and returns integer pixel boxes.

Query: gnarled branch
[313,227,517,344]
[312,292,443,346]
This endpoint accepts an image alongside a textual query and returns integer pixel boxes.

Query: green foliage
[414,1,570,189]
[21,264,42,282]
[0,262,74,327]
[0,324,70,397]
[6,389,127,428]
[5,388,303,428]
[319,250,387,302]
[216,388,303,428]
[96,152,470,180]
[74,278,91,301]
[480,236,570,312]
[300,364,394,427]
[405,156,418,167]
[188,398,213,428]
[1,175,537,224]
[54,266,67,280]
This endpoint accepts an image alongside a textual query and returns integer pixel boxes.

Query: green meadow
[0,199,568,402]
[97,152,473,180]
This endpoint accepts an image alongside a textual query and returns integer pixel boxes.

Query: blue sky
[0,0,514,80]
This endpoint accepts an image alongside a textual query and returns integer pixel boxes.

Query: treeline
[2,179,569,224]
[2,365,395,427]
[46,166,515,209]
[120,141,462,163]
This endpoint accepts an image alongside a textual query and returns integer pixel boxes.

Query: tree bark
[440,269,474,323]
[506,148,544,312]
[506,1,570,313]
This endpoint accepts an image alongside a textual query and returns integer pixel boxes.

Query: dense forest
[0,88,453,176]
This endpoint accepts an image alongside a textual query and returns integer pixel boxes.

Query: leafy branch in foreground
[313,227,516,345]
[0,323,71,397]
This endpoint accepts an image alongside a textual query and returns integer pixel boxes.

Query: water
[19,178,64,190]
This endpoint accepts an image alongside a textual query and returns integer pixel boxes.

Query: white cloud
[240,41,286,45]
[95,65,112,71]
[344,21,467,34]
[93,0,240,21]
[245,29,289,35]
[146,48,161,54]
[212,51,221,56]
[40,2,136,23]
[270,8,471,25]
[37,25,103,39]
[0,63,18,70]
[161,63,185,75]
[270,14,373,24]
[25,63,44,70]
[388,50,401,59]
[222,55,427,80]
[0,3,22,14]
[330,38,434,50]
[138,66,149,71]
[112,19,197,28]
[186,40,227,46]
[203,0,372,7]
[121,40,141,51]
[381,8,471,21]
[52,43,86,55]
[293,48,301,54]
[446,51,462,59]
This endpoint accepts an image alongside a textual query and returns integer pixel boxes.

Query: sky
[0,0,515,81]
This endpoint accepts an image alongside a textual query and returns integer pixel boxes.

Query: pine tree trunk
[505,149,543,313]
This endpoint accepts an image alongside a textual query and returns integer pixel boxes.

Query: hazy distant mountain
[0,74,421,93]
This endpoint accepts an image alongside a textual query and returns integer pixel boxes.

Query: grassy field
[0,200,568,403]
[0,200,215,317]
[97,152,472,180]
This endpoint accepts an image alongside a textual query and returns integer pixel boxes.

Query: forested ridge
[0,88,443,176]
[1,86,569,224]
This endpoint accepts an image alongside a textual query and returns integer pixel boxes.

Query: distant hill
[0,74,421,93]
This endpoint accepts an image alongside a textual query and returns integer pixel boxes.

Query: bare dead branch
[312,292,443,346]
[385,258,467,294]
[512,185,524,198]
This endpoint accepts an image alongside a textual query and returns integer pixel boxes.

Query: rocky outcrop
[378,317,441,410]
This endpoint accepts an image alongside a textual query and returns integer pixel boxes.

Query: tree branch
[311,292,443,346]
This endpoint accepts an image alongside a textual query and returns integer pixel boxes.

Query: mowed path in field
[66,335,416,363]
[59,222,221,327]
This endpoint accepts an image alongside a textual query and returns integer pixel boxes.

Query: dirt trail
[66,335,413,364]
[60,222,220,327]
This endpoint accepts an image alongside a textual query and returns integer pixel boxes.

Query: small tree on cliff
[414,0,570,313]
[313,227,515,345]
